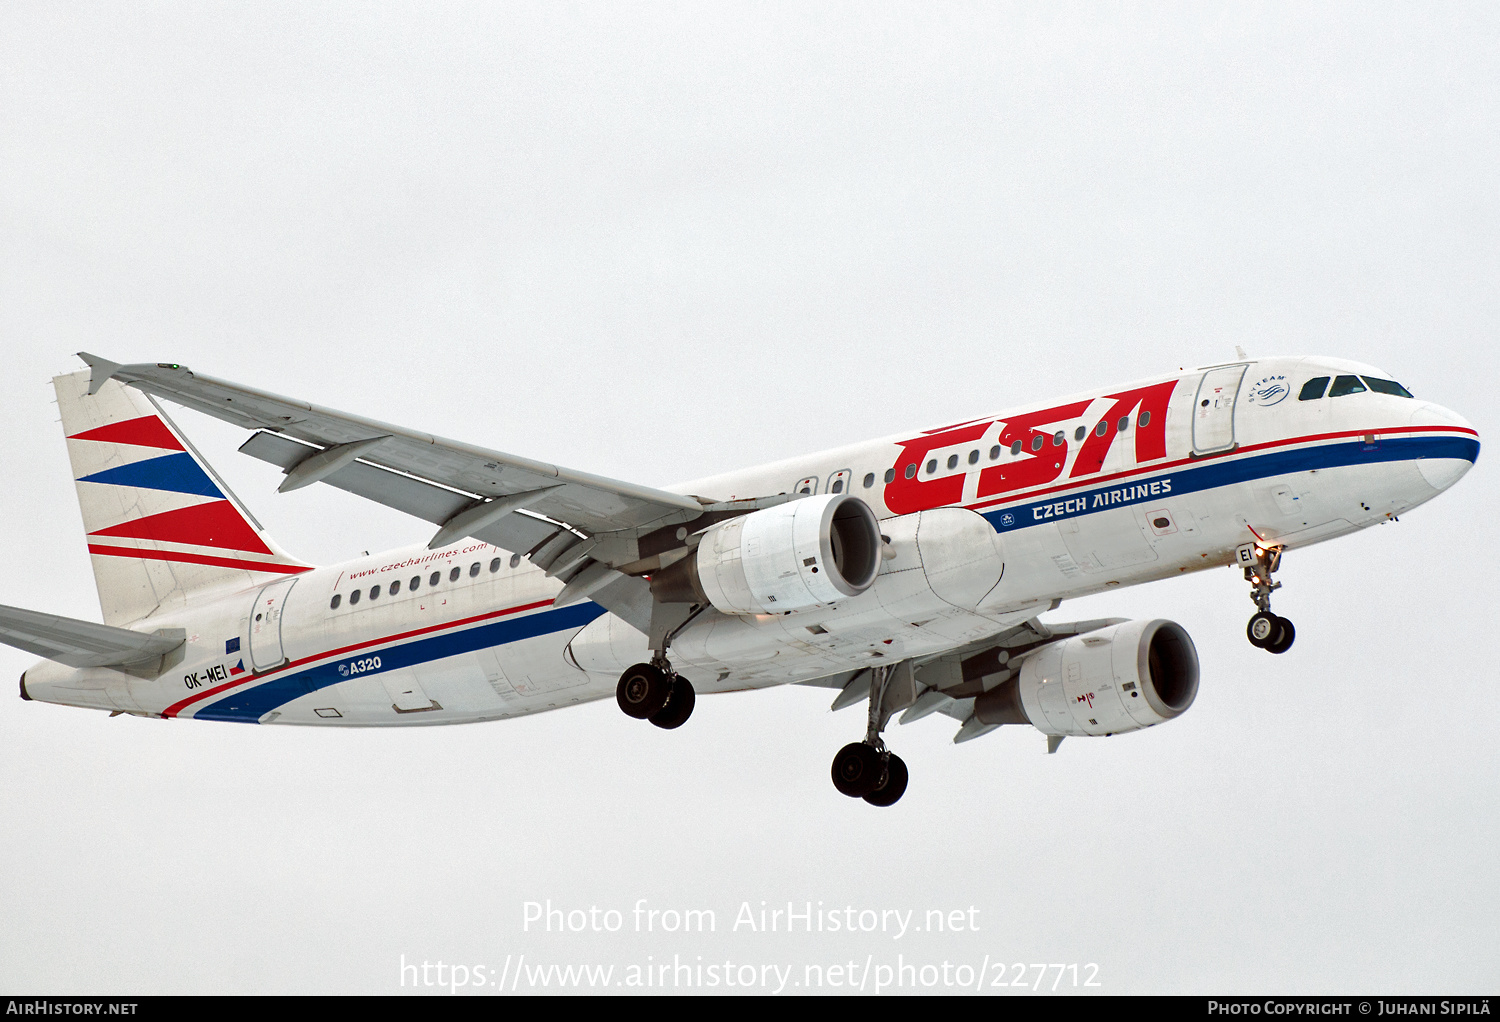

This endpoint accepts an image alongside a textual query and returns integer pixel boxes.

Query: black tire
[863,753,909,807]
[649,676,696,729]
[1266,616,1296,654]
[1247,611,1279,648]
[616,663,671,719]
[831,742,883,798]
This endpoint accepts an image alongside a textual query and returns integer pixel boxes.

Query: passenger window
[863,473,875,488]
[1328,375,1367,398]
[389,580,400,595]
[330,594,341,610]
[1052,431,1064,447]
[369,585,380,600]
[946,455,958,470]
[450,567,461,582]
[831,479,843,493]
[1299,377,1330,401]
[968,449,979,465]
[926,459,937,474]
[1094,421,1107,437]
[989,445,1001,460]
[429,571,441,586]
[510,553,522,568]
[1030,436,1043,452]
[1073,426,1086,442]
[1138,411,1150,428]
[490,557,502,572]
[884,468,896,484]
[1362,376,1415,399]
[469,562,480,577]
[1117,416,1130,433]
[410,576,420,590]
[350,589,360,605]
[1011,440,1023,455]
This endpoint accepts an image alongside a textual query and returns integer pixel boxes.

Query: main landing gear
[1240,542,1295,655]
[617,604,706,730]
[616,660,696,729]
[831,662,915,807]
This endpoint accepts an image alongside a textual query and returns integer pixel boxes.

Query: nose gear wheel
[1240,542,1295,654]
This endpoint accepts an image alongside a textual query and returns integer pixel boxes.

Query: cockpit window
[1328,375,1368,398]
[1361,376,1415,399]
[1299,377,1329,401]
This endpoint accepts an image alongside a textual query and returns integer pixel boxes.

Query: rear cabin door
[248,577,299,672]
[1192,365,1248,455]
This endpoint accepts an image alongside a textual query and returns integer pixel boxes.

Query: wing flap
[105,360,703,535]
[239,430,653,632]
[239,431,562,554]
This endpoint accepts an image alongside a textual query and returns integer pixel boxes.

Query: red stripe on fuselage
[963,424,1478,514]
[162,598,555,719]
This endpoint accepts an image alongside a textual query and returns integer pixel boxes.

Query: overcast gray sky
[2,2,1496,995]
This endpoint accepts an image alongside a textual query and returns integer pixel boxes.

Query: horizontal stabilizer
[0,603,184,669]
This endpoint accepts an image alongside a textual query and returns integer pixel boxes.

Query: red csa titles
[883,381,1177,516]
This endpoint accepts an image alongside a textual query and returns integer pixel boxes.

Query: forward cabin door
[248,577,299,672]
[1192,364,1248,455]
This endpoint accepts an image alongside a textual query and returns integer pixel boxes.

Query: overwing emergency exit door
[1192,364,1248,455]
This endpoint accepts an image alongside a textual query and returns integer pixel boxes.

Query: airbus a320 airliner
[9,354,1478,805]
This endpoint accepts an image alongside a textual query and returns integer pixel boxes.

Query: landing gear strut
[830,662,915,806]
[617,605,704,729]
[1239,542,1295,655]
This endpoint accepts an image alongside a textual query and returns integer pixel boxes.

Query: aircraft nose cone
[1409,402,1479,491]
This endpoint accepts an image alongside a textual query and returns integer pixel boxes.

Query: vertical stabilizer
[54,369,311,626]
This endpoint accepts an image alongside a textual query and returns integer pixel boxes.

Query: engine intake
[652,493,882,615]
[973,619,1199,737]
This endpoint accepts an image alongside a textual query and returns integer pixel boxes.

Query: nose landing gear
[830,662,916,806]
[1239,542,1295,654]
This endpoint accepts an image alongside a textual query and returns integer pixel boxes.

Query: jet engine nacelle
[972,619,1199,737]
[653,493,883,615]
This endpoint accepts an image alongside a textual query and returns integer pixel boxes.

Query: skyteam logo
[1246,375,1291,407]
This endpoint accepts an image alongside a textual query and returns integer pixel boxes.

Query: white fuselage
[21,355,1478,726]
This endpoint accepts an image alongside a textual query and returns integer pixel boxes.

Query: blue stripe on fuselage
[981,435,1479,532]
[194,601,607,723]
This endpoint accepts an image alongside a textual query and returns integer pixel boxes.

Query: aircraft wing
[804,615,1127,745]
[81,355,705,632]
[0,603,184,670]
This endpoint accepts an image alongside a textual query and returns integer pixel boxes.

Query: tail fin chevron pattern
[54,369,310,626]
